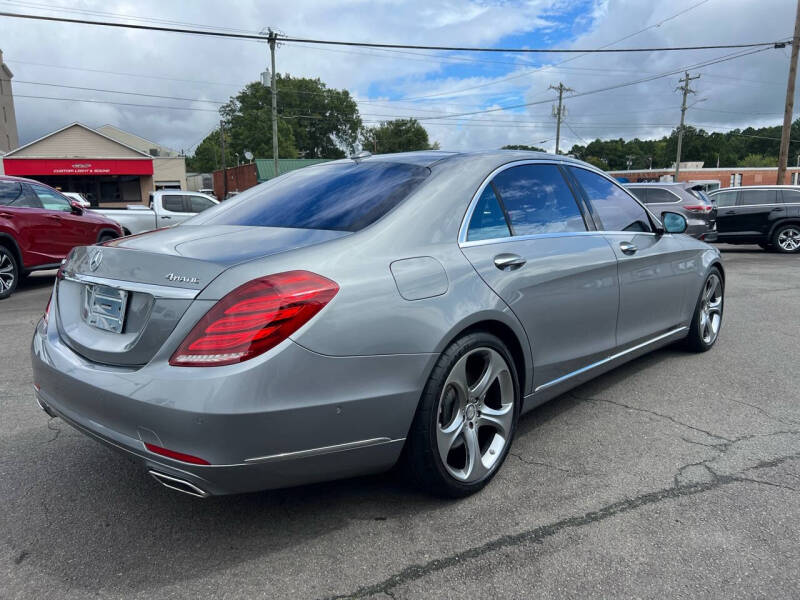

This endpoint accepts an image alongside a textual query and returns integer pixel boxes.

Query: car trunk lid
[55,225,350,367]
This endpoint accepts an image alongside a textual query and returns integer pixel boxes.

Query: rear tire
[404,332,520,498]
[772,224,800,254]
[683,267,723,353]
[0,246,19,300]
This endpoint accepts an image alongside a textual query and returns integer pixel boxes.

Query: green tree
[502,144,546,152]
[360,118,437,153]
[738,153,778,167]
[186,128,232,172]
[220,76,361,160]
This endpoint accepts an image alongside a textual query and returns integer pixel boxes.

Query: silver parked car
[31,151,724,498]
[624,182,717,241]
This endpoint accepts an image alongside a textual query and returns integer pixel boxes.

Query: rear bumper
[31,318,434,495]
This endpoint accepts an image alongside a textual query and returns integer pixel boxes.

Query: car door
[711,189,739,239]
[27,183,91,256]
[459,162,620,390]
[567,166,692,348]
[734,188,781,238]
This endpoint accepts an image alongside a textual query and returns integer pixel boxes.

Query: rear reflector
[169,270,338,367]
[144,442,211,465]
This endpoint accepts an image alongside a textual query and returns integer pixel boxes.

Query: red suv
[0,176,123,299]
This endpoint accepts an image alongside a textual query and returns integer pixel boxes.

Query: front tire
[404,332,520,498]
[772,224,800,254]
[0,246,19,299]
[683,268,723,352]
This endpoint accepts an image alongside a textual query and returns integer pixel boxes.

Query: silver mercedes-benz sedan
[31,150,724,498]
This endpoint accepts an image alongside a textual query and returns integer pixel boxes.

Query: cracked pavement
[1,246,799,599]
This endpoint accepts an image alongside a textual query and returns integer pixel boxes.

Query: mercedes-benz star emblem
[89,249,103,271]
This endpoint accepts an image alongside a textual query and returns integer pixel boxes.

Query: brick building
[608,166,800,189]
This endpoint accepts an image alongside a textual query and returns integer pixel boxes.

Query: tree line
[187,75,437,172]
[565,120,800,171]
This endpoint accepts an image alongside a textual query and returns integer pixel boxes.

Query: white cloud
[1,0,796,156]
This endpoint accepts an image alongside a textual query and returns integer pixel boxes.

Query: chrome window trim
[460,229,658,248]
[458,159,592,246]
[62,272,200,299]
[244,437,399,464]
[534,326,688,393]
[458,160,662,247]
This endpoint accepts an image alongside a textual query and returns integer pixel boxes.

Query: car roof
[0,174,42,185]
[709,185,800,193]
[320,149,590,172]
[625,182,688,188]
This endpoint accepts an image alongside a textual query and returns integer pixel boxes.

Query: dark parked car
[0,176,123,299]
[625,182,716,241]
[709,186,800,253]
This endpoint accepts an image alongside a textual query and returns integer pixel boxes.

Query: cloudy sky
[1,0,796,156]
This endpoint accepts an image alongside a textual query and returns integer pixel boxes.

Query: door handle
[619,241,638,255]
[772,207,785,212]
[0,212,12,219]
[723,210,736,215]
[161,216,172,219]
[46,214,63,220]
[493,253,526,271]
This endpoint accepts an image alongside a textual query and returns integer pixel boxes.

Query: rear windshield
[189,161,430,232]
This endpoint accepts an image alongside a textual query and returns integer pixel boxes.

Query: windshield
[188,161,430,232]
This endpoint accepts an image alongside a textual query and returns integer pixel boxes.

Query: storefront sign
[3,158,154,176]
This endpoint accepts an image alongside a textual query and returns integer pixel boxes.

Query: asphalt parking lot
[1,246,799,599]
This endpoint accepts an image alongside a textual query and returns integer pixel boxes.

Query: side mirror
[69,201,84,216]
[661,211,687,234]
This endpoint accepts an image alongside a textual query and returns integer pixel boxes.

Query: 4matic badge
[165,273,200,285]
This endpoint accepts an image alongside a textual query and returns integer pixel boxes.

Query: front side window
[781,189,800,204]
[569,167,652,233]
[188,195,215,213]
[738,189,778,205]
[467,185,510,241]
[491,164,586,235]
[0,181,22,205]
[190,161,430,232]
[29,184,71,212]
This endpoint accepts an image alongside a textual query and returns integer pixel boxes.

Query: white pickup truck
[92,190,219,236]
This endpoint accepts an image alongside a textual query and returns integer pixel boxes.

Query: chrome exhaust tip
[148,470,209,498]
[35,393,57,418]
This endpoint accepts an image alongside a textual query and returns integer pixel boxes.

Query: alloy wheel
[0,253,15,293]
[436,347,514,483]
[777,227,800,252]
[699,273,723,345]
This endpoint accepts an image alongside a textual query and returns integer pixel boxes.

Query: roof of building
[3,123,151,159]
[96,124,180,157]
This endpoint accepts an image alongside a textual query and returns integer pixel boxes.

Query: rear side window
[162,195,185,212]
[492,164,586,235]
[0,181,22,205]
[190,162,430,232]
[570,167,652,233]
[647,188,679,204]
[712,191,737,207]
[467,186,511,241]
[627,188,647,203]
[739,189,778,205]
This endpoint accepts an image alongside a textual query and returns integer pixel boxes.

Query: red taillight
[144,443,211,465]
[684,205,713,213]
[169,270,339,367]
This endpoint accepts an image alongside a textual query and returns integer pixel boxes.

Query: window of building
[490,164,586,236]
[2,106,6,123]
[791,173,799,186]
[729,173,743,187]
[569,167,652,233]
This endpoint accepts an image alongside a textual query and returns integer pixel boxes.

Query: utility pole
[675,71,700,181]
[219,120,227,199]
[549,82,574,154]
[777,0,800,185]
[268,29,279,179]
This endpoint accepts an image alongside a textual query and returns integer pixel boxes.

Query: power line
[14,94,220,112]
[0,11,789,53]
[14,80,227,104]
